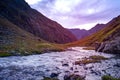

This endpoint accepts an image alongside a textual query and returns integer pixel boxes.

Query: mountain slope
[0,16,65,56]
[69,29,89,40]
[88,24,105,34]
[96,16,120,54]
[67,15,120,54]
[69,24,105,40]
[0,0,77,44]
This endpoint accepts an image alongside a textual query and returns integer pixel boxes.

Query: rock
[114,63,120,67]
[95,42,101,51]
[65,71,70,73]
[97,39,120,54]
[96,42,106,52]
[43,77,59,80]
[74,71,79,73]
[64,74,85,80]
[33,71,44,76]
[90,69,101,76]
[70,67,73,71]
[50,73,59,78]
[62,63,69,66]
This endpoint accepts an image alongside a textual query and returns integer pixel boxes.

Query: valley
[0,0,120,80]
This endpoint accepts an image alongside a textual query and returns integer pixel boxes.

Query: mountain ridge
[0,0,77,44]
[67,15,120,54]
[69,23,105,40]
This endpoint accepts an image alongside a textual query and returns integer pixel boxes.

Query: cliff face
[95,16,120,54]
[0,0,77,44]
[67,15,120,54]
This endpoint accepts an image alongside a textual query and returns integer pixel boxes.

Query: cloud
[25,0,42,4]
[26,0,120,30]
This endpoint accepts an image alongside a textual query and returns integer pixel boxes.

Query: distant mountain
[0,0,77,44]
[69,29,88,40]
[69,24,105,40]
[68,15,120,54]
[88,24,105,34]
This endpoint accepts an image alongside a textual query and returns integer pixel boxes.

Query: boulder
[96,37,120,54]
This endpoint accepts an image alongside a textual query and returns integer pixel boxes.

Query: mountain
[67,15,120,54]
[0,15,66,56]
[0,0,77,56]
[95,16,120,54]
[69,29,88,39]
[0,0,77,44]
[69,24,105,40]
[88,24,105,34]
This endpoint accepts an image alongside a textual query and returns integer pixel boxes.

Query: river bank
[0,47,119,80]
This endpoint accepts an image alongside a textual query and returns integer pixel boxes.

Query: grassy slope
[0,17,65,56]
[66,16,120,47]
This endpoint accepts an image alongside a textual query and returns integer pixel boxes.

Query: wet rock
[0,66,4,72]
[43,77,59,80]
[96,37,120,54]
[70,67,73,71]
[90,69,101,76]
[8,66,21,71]
[62,63,69,66]
[55,67,60,69]
[46,69,50,72]
[95,42,101,51]
[64,74,85,80]
[96,42,106,52]
[74,71,79,73]
[113,63,120,67]
[50,73,59,78]
[84,67,88,70]
[33,71,44,76]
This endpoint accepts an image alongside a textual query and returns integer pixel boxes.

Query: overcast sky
[25,0,120,30]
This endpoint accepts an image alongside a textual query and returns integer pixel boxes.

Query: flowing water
[0,47,120,80]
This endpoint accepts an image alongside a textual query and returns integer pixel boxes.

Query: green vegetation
[102,75,120,80]
[0,51,12,57]
[66,17,120,47]
[83,47,95,50]
[75,55,107,65]
[42,77,59,80]
[0,17,66,57]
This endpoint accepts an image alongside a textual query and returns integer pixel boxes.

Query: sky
[25,0,120,30]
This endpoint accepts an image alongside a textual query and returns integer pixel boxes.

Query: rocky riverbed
[0,47,120,80]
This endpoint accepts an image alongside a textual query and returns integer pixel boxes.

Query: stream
[0,47,120,80]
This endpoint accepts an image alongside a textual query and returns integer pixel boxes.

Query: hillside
[0,16,66,56]
[69,29,89,40]
[67,15,120,54]
[89,24,105,34]
[69,24,105,40]
[0,0,77,44]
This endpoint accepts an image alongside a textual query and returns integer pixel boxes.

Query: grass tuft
[75,55,108,65]
[0,51,12,57]
[102,75,120,80]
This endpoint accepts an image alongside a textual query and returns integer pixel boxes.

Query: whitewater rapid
[0,47,119,80]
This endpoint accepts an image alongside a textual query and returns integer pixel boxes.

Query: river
[0,47,120,80]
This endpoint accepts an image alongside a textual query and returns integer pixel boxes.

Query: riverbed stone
[64,74,85,80]
[50,73,59,78]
